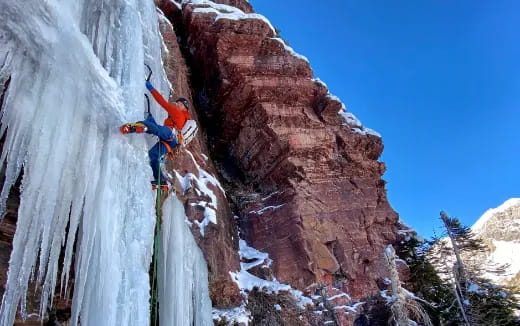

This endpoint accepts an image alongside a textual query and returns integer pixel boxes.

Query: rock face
[159,0,400,299]
[154,11,242,307]
[472,198,520,242]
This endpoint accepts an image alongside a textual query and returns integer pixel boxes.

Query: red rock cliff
[157,0,400,300]
[0,0,402,323]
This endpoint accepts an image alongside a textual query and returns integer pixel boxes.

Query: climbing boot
[120,122,147,134]
[151,180,168,191]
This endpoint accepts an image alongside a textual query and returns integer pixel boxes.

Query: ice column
[159,195,213,326]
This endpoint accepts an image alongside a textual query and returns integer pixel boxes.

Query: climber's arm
[146,81,184,119]
[146,81,170,109]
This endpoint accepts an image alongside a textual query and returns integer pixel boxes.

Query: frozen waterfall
[0,0,212,325]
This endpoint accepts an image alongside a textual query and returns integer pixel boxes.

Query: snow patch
[337,103,381,137]
[168,0,182,10]
[261,191,282,201]
[231,239,313,310]
[336,301,365,313]
[213,303,251,325]
[312,78,328,88]
[380,290,395,303]
[468,282,487,295]
[189,0,275,35]
[482,240,520,281]
[174,151,224,236]
[248,204,285,215]
[328,293,352,301]
[239,239,272,269]
[472,198,520,232]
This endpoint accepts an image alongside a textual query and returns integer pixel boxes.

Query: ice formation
[0,0,212,325]
[159,195,213,325]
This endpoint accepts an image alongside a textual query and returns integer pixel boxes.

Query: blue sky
[250,0,520,237]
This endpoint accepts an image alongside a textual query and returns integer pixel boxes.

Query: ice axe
[144,64,152,118]
[145,64,152,81]
[144,93,151,118]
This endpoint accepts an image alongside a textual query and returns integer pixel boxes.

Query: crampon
[119,122,147,134]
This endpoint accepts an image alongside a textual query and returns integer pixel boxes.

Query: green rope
[151,155,163,325]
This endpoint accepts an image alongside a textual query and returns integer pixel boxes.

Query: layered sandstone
[160,0,400,300]
[155,12,242,307]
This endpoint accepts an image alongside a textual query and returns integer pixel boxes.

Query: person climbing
[120,80,197,190]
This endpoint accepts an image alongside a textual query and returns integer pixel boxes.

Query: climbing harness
[160,139,180,160]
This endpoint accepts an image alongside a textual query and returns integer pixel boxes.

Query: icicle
[159,195,213,326]
[0,0,170,324]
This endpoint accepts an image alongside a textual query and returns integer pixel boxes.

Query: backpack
[180,120,198,146]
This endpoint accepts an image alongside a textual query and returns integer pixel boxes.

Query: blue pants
[140,115,178,182]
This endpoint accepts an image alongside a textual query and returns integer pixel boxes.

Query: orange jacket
[150,89,191,131]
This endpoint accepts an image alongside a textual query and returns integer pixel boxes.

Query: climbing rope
[151,151,164,325]
[144,62,162,325]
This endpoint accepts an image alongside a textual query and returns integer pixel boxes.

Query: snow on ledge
[213,303,251,325]
[271,37,309,63]
[331,94,381,138]
[231,239,313,309]
[168,0,182,9]
[173,150,225,237]
[189,0,276,34]
[328,292,352,301]
[312,78,328,88]
[239,239,272,270]
[335,301,365,314]
[248,204,285,215]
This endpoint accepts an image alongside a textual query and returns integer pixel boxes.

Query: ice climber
[120,80,197,189]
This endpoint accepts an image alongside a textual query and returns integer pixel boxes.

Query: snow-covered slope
[472,198,520,240]
[429,198,520,289]
[0,0,212,325]
[471,198,520,285]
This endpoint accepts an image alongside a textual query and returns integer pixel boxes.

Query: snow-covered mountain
[428,198,520,291]
[471,198,520,287]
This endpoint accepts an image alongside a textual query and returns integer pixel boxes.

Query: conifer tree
[385,245,433,326]
[434,212,520,326]
[396,236,458,325]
